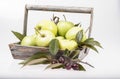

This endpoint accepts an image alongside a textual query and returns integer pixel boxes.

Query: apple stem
[75,23,82,27]
[34,28,42,36]
[63,14,67,21]
[51,14,59,24]
[53,16,59,24]
[78,23,82,27]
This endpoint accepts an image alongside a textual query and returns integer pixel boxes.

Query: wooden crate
[9,4,94,60]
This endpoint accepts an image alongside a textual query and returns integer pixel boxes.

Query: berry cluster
[51,56,80,70]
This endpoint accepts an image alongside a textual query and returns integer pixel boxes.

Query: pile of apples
[21,18,87,51]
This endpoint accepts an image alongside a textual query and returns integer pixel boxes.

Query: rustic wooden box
[9,4,94,60]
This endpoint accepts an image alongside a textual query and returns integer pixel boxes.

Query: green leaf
[83,38,103,48]
[12,31,25,41]
[74,23,80,27]
[80,61,94,68]
[20,52,51,67]
[71,50,80,59]
[93,41,103,48]
[24,58,49,65]
[63,49,70,57]
[49,39,60,56]
[45,63,63,69]
[72,59,80,62]
[78,63,86,71]
[84,38,94,42]
[76,30,83,44]
[20,59,50,65]
[85,44,98,53]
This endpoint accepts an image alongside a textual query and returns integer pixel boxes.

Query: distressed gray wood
[9,43,49,60]
[23,5,28,36]
[9,4,94,60]
[9,43,87,60]
[88,9,94,38]
[26,5,93,14]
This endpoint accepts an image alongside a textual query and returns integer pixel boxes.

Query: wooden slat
[88,9,94,38]
[23,5,28,36]
[26,4,93,14]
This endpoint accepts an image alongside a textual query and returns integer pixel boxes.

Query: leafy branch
[76,30,102,53]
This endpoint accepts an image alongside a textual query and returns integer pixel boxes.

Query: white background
[0,0,120,79]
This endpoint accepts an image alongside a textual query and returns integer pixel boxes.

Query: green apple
[21,34,36,46]
[35,30,55,47]
[65,27,87,42]
[57,21,74,37]
[59,39,78,51]
[55,36,64,40]
[35,20,57,35]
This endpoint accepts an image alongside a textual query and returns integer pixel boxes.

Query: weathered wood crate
[9,4,94,60]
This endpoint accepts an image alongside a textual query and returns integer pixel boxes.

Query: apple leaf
[92,41,103,48]
[84,38,103,48]
[11,31,25,41]
[64,49,70,57]
[20,52,51,67]
[84,38,94,42]
[71,50,80,59]
[78,64,86,71]
[76,30,83,44]
[74,23,80,27]
[85,44,98,53]
[49,39,60,56]
[80,61,94,68]
[82,38,103,53]
[45,63,63,70]
[23,58,49,65]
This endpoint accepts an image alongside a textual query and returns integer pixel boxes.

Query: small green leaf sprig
[76,30,102,53]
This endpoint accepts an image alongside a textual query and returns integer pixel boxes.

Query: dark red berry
[58,56,65,63]
[65,63,72,70]
[72,63,78,67]
[66,66,71,70]
[73,67,79,70]
[72,63,79,70]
